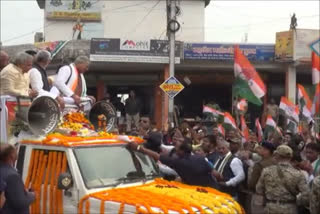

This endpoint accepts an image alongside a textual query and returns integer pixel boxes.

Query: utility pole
[168,0,176,126]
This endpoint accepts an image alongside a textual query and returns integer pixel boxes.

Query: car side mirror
[58,173,73,190]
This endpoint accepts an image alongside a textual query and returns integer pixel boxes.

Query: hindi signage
[160,76,184,99]
[45,0,101,21]
[184,43,275,61]
[90,38,182,64]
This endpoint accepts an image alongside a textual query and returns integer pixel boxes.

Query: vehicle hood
[78,178,244,214]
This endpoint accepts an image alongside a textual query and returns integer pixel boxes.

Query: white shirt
[29,67,59,99]
[226,157,246,187]
[54,65,75,97]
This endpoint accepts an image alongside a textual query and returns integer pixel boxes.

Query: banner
[184,43,274,61]
[90,38,182,64]
[45,0,101,21]
[275,29,320,62]
[275,31,294,62]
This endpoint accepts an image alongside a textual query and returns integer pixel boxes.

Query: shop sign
[120,39,150,51]
[184,43,274,61]
[160,76,184,99]
[45,0,101,21]
[90,38,181,64]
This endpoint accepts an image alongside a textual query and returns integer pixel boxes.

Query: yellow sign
[160,77,184,99]
[275,31,293,61]
[47,12,101,21]
[45,0,101,21]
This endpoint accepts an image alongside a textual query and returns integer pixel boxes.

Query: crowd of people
[124,113,320,214]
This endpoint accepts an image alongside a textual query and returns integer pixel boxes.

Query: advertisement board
[275,31,294,62]
[275,29,320,62]
[90,38,182,64]
[294,29,320,61]
[45,0,101,21]
[184,43,274,61]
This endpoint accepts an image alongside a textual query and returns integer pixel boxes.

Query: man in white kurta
[54,56,95,107]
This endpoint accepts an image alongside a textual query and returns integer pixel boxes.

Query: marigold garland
[21,133,144,147]
[78,178,245,214]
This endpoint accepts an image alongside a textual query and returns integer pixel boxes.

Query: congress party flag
[224,112,237,130]
[241,115,249,143]
[255,118,263,142]
[297,84,313,121]
[237,99,248,112]
[312,51,320,85]
[312,83,320,115]
[279,96,300,123]
[203,105,224,117]
[218,124,225,137]
[233,46,266,106]
[264,115,278,138]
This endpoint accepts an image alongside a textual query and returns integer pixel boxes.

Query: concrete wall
[43,0,205,42]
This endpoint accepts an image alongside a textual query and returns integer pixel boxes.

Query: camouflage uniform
[310,176,320,214]
[256,145,309,214]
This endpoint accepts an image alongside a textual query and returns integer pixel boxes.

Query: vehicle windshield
[74,145,159,189]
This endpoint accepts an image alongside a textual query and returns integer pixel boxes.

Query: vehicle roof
[20,133,145,148]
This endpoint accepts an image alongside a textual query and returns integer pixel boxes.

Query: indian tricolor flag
[297,84,312,120]
[233,46,266,105]
[237,99,248,112]
[218,125,225,137]
[203,105,224,117]
[264,115,277,138]
[312,83,320,115]
[240,116,249,143]
[312,51,320,85]
[255,118,263,142]
[224,112,237,130]
[279,96,300,123]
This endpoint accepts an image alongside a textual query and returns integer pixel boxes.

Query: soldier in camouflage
[310,175,320,214]
[256,145,309,214]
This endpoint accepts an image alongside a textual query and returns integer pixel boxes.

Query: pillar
[154,65,169,130]
[285,65,296,104]
[96,80,105,101]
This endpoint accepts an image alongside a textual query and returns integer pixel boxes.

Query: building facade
[37,0,209,42]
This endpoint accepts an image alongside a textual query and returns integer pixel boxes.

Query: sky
[0,0,319,46]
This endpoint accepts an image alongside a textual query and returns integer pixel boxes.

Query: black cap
[261,141,276,153]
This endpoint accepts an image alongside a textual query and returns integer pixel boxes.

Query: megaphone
[89,101,117,132]
[15,96,60,135]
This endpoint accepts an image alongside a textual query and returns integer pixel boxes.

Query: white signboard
[294,29,320,61]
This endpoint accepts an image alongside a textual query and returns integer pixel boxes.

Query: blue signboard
[184,43,275,61]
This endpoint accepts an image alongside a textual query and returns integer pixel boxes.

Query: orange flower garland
[78,178,245,214]
[25,150,68,214]
[21,133,145,147]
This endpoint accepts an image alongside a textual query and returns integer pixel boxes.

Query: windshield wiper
[144,171,159,180]
[110,172,146,188]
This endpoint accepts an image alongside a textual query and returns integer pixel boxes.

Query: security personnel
[256,145,309,214]
[310,175,320,214]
